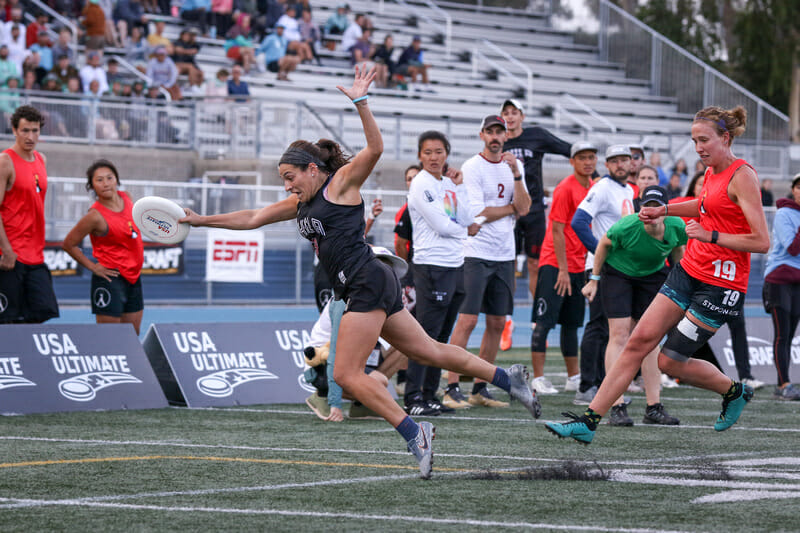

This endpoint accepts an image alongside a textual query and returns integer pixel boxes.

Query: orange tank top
[0,148,47,265]
[680,159,753,292]
[89,192,144,284]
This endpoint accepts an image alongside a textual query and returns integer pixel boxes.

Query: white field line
[619,468,800,481]
[0,435,784,467]
[721,457,800,466]
[693,490,800,503]
[0,498,699,532]
[612,472,800,492]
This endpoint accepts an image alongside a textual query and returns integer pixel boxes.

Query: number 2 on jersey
[712,259,736,281]
[497,184,505,198]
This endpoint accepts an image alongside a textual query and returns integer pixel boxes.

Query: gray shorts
[459,257,514,316]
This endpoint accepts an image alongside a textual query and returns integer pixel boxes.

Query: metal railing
[28,0,79,50]
[394,0,452,59]
[478,39,533,113]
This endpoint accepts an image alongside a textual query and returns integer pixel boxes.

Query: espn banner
[142,322,315,406]
[205,229,263,283]
[0,324,168,415]
[708,316,798,385]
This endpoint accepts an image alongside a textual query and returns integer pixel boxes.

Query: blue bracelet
[352,95,368,104]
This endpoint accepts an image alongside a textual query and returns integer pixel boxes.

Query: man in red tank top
[0,105,59,323]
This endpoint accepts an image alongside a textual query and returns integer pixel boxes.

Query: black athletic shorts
[460,257,514,316]
[267,60,280,73]
[600,264,667,320]
[533,264,585,329]
[515,210,546,258]
[0,261,59,323]
[659,263,744,329]
[341,258,404,317]
[90,275,144,317]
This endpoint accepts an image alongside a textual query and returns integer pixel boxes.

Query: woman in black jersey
[181,66,540,479]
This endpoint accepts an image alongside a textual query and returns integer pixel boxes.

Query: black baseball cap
[481,115,507,131]
[641,185,668,207]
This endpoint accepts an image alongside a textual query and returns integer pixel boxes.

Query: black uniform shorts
[341,258,404,317]
[533,264,585,329]
[0,261,59,323]
[90,274,144,317]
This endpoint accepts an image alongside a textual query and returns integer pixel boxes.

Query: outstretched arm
[330,64,383,199]
[180,195,299,229]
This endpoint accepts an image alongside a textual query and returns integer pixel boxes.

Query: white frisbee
[132,196,190,244]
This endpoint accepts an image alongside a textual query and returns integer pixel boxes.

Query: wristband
[664,204,668,216]
[513,176,522,181]
[711,230,719,244]
[589,274,601,281]
[351,95,368,104]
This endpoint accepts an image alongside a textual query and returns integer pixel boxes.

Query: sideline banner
[0,324,168,415]
[142,322,316,406]
[708,316,797,385]
[45,242,81,276]
[205,229,263,283]
[142,243,184,275]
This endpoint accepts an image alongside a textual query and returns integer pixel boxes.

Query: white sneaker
[531,376,558,395]
[742,377,766,390]
[627,377,644,393]
[564,374,581,392]
[661,373,679,389]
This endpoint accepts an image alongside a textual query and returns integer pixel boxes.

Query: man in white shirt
[340,13,365,52]
[568,144,635,412]
[446,115,531,409]
[79,51,109,95]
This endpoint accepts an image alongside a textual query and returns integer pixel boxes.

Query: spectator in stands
[65,74,82,94]
[649,151,669,186]
[0,44,17,85]
[226,63,249,101]
[298,8,321,65]
[79,50,108,94]
[224,13,256,73]
[98,0,123,47]
[205,66,228,99]
[4,24,26,74]
[184,67,205,96]
[631,165,659,211]
[210,0,234,38]
[666,171,682,201]
[105,57,127,85]
[180,0,211,36]
[22,52,47,86]
[694,158,705,174]
[146,45,181,100]
[113,0,148,42]
[25,13,48,49]
[82,0,107,51]
[146,20,173,55]
[258,22,299,81]
[761,178,774,207]
[49,29,73,65]
[22,69,39,91]
[172,29,201,78]
[324,3,348,36]
[349,27,372,66]
[29,31,54,73]
[397,35,431,92]
[0,77,20,120]
[340,12,364,53]
[276,5,313,63]
[124,25,148,66]
[41,72,61,92]
[371,34,395,88]
[3,8,25,45]
[672,157,689,188]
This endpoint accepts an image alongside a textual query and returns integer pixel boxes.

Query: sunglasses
[631,154,643,160]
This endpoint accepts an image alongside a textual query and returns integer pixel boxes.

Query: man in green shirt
[582,186,685,425]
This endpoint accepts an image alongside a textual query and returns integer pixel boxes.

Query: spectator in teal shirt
[0,45,18,86]
[29,31,54,72]
[258,24,299,81]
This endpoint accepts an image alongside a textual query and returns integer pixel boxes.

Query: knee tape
[531,323,549,353]
[662,317,714,362]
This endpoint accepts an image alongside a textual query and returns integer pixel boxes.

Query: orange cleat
[500,319,514,351]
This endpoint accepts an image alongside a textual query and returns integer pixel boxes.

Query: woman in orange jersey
[547,105,770,444]
[63,159,145,334]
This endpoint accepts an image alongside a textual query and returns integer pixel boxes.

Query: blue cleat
[407,421,435,479]
[507,364,541,419]
[545,412,595,444]
[714,383,754,431]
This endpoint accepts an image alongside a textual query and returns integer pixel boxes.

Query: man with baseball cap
[446,115,532,409]
[628,143,645,196]
[500,98,571,350]
[568,144,635,414]
[529,141,596,396]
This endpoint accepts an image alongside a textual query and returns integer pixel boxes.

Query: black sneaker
[426,398,455,414]
[607,403,634,426]
[642,403,680,425]
[404,401,440,416]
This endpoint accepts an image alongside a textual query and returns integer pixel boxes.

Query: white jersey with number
[576,177,635,270]
[461,153,525,261]
[408,169,475,267]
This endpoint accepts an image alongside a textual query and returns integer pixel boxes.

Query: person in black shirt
[181,66,540,479]
[500,98,571,307]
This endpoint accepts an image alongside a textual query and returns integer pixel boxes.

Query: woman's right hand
[93,264,119,282]
[582,280,597,302]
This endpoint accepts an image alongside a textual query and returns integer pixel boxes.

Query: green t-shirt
[605,214,687,277]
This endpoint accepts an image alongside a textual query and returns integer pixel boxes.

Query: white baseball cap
[605,144,632,161]
[570,141,598,158]
[501,98,525,115]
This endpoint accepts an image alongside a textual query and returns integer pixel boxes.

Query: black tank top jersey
[296,174,373,297]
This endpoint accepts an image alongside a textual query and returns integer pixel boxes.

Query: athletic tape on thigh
[662,316,714,362]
